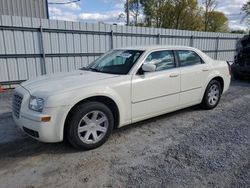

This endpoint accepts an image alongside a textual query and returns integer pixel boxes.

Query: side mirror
[142,63,156,72]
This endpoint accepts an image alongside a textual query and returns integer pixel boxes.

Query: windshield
[85,50,144,75]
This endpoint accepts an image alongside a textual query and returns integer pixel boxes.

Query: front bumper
[12,86,70,143]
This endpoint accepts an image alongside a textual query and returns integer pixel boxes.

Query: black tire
[66,101,114,150]
[201,80,222,110]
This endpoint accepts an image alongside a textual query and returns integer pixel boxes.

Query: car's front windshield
[84,50,144,75]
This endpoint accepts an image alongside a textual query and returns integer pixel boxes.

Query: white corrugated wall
[0,15,243,84]
[0,0,48,18]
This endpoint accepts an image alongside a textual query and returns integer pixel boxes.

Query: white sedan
[13,46,231,149]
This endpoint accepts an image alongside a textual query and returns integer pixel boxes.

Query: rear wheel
[201,80,222,110]
[66,101,114,150]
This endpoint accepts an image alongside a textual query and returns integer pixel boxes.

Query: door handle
[169,73,179,77]
[202,68,209,72]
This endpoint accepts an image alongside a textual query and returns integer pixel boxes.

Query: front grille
[12,93,23,118]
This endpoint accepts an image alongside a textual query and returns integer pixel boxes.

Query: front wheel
[66,101,114,150]
[201,80,222,110]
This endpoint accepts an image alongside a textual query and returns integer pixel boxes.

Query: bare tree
[122,0,141,26]
[241,0,250,27]
[126,0,130,25]
[203,0,217,31]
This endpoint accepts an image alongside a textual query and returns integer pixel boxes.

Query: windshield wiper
[80,67,89,70]
[88,67,101,72]
[80,67,100,72]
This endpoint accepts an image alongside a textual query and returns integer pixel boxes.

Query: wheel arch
[200,75,225,103]
[211,76,224,92]
[63,95,120,140]
[201,76,224,109]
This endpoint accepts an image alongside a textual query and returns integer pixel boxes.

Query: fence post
[39,26,46,75]
[157,33,160,45]
[215,36,220,60]
[189,35,194,47]
[110,30,114,49]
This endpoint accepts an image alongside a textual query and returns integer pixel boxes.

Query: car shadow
[114,105,200,134]
[2,79,249,158]
[0,79,249,158]
[0,137,79,159]
[0,105,200,158]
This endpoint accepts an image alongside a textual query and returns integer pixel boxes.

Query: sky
[48,0,249,31]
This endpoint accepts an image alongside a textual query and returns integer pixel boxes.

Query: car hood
[21,70,119,96]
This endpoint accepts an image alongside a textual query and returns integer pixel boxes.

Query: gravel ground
[0,79,249,188]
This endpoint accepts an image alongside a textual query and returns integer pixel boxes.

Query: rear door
[176,50,210,106]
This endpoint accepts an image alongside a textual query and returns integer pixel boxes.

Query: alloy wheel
[77,110,109,144]
[207,84,220,106]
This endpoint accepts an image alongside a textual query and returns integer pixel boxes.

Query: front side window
[144,50,176,71]
[85,50,144,75]
[177,50,202,67]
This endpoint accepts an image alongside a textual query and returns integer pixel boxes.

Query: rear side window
[144,50,176,71]
[177,50,202,67]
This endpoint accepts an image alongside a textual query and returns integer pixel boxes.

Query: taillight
[226,61,232,76]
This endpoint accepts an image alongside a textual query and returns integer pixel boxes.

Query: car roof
[115,45,199,52]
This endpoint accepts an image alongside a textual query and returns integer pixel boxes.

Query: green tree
[124,0,229,33]
[138,0,203,29]
[158,0,203,30]
[206,11,228,32]
[139,0,158,27]
[175,0,203,30]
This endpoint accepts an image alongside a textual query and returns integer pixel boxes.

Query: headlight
[29,96,44,112]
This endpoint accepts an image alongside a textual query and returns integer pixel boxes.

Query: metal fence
[0,15,243,86]
[0,0,49,19]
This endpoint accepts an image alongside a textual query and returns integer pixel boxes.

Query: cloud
[49,7,62,15]
[64,2,81,11]
[198,0,248,30]
[48,1,81,21]
[79,10,124,24]
[102,0,125,10]
[48,0,64,3]
[48,0,125,24]
[216,0,246,15]
[102,0,124,4]
[48,0,249,30]
[48,7,79,21]
[50,12,79,22]
[49,6,124,24]
[214,0,248,30]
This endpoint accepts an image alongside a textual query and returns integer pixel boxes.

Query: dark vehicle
[232,31,250,80]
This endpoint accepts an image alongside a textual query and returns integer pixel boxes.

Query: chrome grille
[12,93,23,118]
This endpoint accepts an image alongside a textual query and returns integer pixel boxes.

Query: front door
[131,50,181,122]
